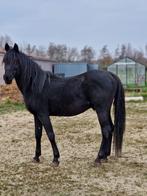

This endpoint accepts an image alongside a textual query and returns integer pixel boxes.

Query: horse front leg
[33,115,42,163]
[38,114,60,166]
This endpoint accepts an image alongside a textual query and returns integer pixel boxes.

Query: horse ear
[5,43,10,51]
[13,43,19,53]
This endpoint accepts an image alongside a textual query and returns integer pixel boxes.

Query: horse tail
[113,75,126,157]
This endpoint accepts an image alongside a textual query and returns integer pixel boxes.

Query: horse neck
[14,67,29,94]
[15,57,45,95]
[15,75,26,94]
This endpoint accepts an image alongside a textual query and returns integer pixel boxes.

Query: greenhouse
[107,57,146,87]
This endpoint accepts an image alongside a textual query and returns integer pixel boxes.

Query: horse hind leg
[107,113,114,157]
[95,109,114,166]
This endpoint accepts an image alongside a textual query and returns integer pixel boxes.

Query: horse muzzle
[3,74,13,84]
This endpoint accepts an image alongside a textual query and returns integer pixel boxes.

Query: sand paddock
[0,102,147,195]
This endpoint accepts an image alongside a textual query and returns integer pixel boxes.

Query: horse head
[3,43,20,84]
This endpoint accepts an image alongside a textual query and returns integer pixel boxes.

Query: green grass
[0,100,25,115]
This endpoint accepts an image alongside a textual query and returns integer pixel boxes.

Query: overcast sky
[0,0,147,53]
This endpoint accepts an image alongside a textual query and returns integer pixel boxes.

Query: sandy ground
[0,102,147,196]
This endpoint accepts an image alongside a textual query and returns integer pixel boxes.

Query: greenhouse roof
[108,57,146,67]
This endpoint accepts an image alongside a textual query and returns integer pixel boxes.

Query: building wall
[0,53,4,84]
[32,58,53,72]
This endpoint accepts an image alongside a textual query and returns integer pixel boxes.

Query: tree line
[1,35,147,69]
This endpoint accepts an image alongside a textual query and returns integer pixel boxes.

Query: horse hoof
[101,158,108,163]
[94,160,101,167]
[32,157,40,163]
[50,161,60,167]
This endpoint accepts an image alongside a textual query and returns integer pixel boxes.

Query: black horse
[3,43,125,166]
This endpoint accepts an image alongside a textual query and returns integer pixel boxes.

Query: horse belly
[50,100,90,116]
[65,101,90,116]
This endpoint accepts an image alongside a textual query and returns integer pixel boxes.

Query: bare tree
[133,49,144,61]
[126,43,133,58]
[47,42,57,61]
[114,45,120,60]
[145,44,147,57]
[47,43,68,62]
[98,45,113,69]
[36,45,46,57]
[67,47,80,62]
[56,44,67,62]
[23,43,36,56]
[120,44,127,58]
[80,46,95,63]
[0,35,13,48]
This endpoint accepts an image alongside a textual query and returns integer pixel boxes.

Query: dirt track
[0,102,147,196]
